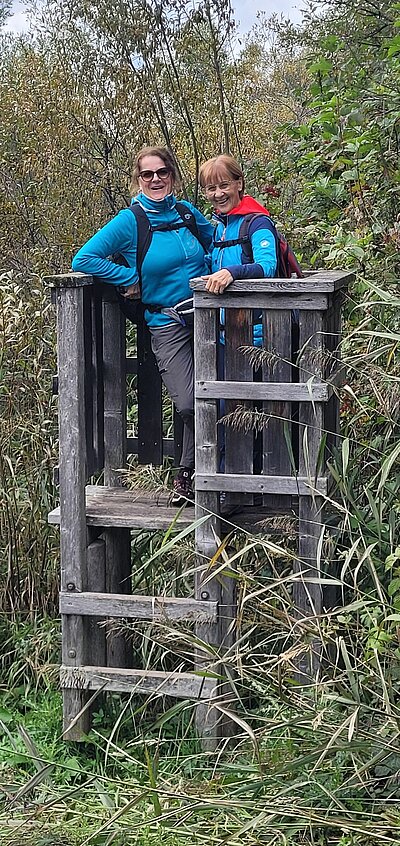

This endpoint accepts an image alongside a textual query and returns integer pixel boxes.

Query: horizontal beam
[190,271,353,294]
[60,665,216,699]
[196,473,328,496]
[60,591,217,623]
[44,272,94,288]
[195,380,331,402]
[193,293,328,311]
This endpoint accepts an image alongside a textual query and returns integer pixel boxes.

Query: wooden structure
[46,270,350,747]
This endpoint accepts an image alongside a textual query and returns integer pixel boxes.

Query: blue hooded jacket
[72,192,213,328]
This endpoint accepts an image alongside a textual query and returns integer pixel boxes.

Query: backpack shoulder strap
[175,201,210,253]
[128,203,152,280]
[238,213,278,263]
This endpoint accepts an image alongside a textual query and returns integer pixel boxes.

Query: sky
[5,0,305,34]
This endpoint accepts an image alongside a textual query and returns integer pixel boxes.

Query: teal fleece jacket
[72,192,213,328]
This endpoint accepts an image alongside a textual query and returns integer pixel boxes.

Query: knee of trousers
[179,406,194,426]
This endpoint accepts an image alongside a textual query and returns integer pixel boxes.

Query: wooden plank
[45,272,94,288]
[262,309,293,513]
[102,293,127,485]
[190,271,354,293]
[55,283,89,740]
[193,293,328,311]
[48,485,196,529]
[224,308,253,508]
[125,357,137,375]
[92,286,104,474]
[83,286,95,479]
[87,537,106,670]
[102,292,131,669]
[60,665,216,699]
[59,591,218,623]
[196,473,327,495]
[193,305,223,749]
[137,320,163,464]
[195,380,330,401]
[295,309,326,679]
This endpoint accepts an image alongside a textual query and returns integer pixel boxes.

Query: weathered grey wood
[225,308,253,510]
[137,319,163,464]
[190,271,354,293]
[295,309,326,679]
[193,305,223,748]
[55,283,89,740]
[197,473,328,495]
[60,666,216,699]
[102,293,131,669]
[83,286,95,479]
[195,380,331,401]
[45,272,94,288]
[102,294,127,485]
[91,287,104,475]
[48,485,195,529]
[263,309,293,513]
[86,537,106,670]
[193,293,329,311]
[59,591,218,623]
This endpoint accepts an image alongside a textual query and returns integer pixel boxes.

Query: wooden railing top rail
[191,270,353,295]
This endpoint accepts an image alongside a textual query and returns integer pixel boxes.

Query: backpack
[116,201,210,324]
[213,213,304,279]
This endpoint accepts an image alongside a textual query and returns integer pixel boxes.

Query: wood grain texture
[196,473,327,495]
[195,380,330,401]
[59,591,218,623]
[60,665,216,699]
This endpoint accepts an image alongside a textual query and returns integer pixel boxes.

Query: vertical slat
[262,308,293,513]
[296,308,326,678]
[56,282,89,739]
[194,300,237,748]
[194,303,222,749]
[83,286,95,479]
[225,309,253,507]
[87,535,106,669]
[173,406,183,467]
[102,292,131,669]
[137,320,163,464]
[92,286,104,473]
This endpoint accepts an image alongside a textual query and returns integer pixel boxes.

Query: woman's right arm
[72,208,139,288]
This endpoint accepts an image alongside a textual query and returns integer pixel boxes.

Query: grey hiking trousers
[149,322,194,469]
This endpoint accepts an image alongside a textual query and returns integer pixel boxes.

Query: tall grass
[0,276,399,845]
[0,270,59,615]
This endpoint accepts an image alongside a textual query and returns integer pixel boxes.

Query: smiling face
[137,154,174,201]
[204,166,243,214]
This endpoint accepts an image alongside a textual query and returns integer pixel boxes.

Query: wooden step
[60,665,215,699]
[60,591,217,623]
[48,485,195,530]
[48,485,294,534]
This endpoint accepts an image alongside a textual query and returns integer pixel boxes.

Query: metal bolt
[201,591,210,600]
[68,649,76,658]
[67,582,75,591]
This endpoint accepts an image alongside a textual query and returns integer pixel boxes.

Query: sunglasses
[139,167,171,182]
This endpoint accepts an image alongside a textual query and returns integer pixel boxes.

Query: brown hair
[199,154,244,197]
[130,146,180,193]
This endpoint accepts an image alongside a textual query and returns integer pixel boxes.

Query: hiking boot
[171,467,194,505]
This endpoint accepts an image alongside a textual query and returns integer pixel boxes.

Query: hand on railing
[201,269,233,295]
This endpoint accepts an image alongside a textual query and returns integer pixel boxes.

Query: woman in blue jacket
[199,154,277,297]
[72,146,213,503]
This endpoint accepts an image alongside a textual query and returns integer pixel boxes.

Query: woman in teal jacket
[72,146,213,503]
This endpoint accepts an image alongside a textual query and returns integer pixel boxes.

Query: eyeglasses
[139,167,171,182]
[203,180,236,196]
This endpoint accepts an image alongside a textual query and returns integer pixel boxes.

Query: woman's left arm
[202,217,277,292]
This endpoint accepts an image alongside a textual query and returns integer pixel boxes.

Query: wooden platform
[48,485,293,534]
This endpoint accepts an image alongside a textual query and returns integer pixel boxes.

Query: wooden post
[194,303,223,749]
[262,308,293,513]
[225,309,253,507]
[296,309,325,679]
[102,291,131,669]
[53,275,91,739]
